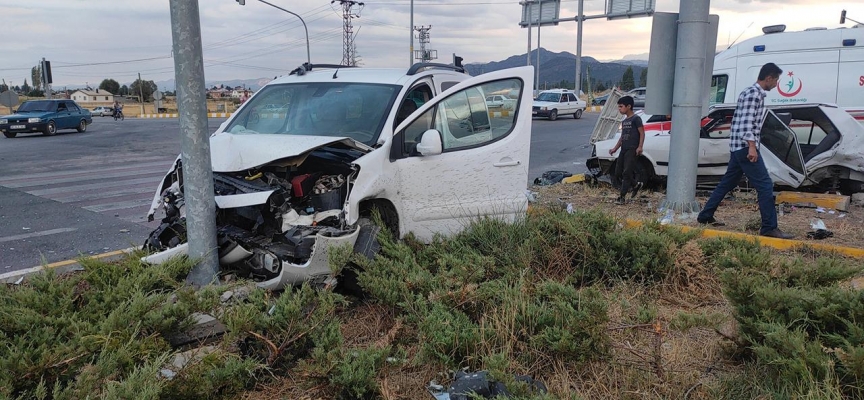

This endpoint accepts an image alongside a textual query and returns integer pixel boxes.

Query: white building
[71,89,115,103]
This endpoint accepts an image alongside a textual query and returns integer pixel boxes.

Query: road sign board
[606,0,655,20]
[0,91,19,108]
[153,90,163,100]
[519,0,561,27]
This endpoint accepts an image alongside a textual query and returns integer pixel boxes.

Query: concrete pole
[661,0,711,215]
[536,1,542,94]
[527,1,533,67]
[169,0,220,287]
[410,0,414,66]
[138,72,145,115]
[574,0,583,95]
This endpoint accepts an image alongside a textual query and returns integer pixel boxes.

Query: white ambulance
[709,23,864,119]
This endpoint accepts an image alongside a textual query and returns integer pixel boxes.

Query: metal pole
[169,0,219,287]
[574,0,583,96]
[138,73,145,116]
[527,1,533,67]
[661,0,711,215]
[410,0,414,66]
[536,1,542,94]
[257,0,311,65]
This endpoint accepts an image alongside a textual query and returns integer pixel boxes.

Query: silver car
[91,106,113,117]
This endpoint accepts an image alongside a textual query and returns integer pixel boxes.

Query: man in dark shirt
[608,96,645,204]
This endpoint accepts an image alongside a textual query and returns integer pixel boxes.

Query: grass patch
[3,209,863,399]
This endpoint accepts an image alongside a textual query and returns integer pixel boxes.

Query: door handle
[493,160,521,167]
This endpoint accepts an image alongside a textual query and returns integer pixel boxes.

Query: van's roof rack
[407,63,466,76]
[289,63,357,76]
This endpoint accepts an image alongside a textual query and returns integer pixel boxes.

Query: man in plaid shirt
[697,63,794,239]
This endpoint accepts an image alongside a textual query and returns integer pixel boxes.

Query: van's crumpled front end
[142,134,371,290]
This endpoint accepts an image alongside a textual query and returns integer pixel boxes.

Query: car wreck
[142,64,534,290]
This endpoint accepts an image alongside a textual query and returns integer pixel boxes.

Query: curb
[138,113,233,118]
[0,247,138,284]
[624,219,864,258]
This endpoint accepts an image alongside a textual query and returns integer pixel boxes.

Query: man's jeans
[698,148,777,235]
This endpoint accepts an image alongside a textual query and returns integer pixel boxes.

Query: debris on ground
[533,170,572,186]
[428,370,547,400]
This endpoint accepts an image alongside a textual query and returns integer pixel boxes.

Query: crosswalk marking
[0,159,174,228]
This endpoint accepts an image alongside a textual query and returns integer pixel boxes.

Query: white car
[485,95,516,110]
[587,103,864,193]
[532,89,587,120]
[142,64,535,290]
[91,106,114,117]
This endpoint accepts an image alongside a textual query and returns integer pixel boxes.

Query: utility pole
[535,0,542,94]
[574,0,584,96]
[661,0,711,215]
[414,25,436,62]
[169,0,219,286]
[333,0,364,66]
[409,0,414,67]
[525,1,532,67]
[138,73,145,115]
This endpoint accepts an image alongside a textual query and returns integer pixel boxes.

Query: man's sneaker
[630,182,643,199]
[762,228,794,239]
[697,217,726,227]
[614,197,626,205]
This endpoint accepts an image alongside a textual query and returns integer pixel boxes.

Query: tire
[76,119,87,133]
[3,131,16,138]
[609,157,655,190]
[43,121,57,136]
[574,109,583,119]
[548,110,558,121]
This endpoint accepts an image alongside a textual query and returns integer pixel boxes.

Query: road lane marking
[0,247,137,283]
[0,228,78,243]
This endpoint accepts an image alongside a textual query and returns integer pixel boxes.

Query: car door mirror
[416,129,443,156]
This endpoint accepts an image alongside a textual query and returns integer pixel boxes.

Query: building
[71,89,115,103]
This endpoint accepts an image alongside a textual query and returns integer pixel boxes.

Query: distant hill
[151,78,273,92]
[465,48,646,92]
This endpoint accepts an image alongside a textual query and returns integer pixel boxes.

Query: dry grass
[534,182,864,248]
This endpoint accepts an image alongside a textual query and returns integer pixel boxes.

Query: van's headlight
[540,107,547,111]
[0,119,7,124]
[28,118,42,123]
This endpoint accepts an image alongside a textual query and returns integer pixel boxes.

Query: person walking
[696,62,793,239]
[608,95,645,204]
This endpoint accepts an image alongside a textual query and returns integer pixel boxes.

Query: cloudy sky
[0,0,861,88]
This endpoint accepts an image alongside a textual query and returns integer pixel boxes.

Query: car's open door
[759,110,807,188]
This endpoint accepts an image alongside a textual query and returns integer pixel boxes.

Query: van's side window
[710,75,728,104]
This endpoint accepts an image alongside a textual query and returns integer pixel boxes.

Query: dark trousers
[698,148,777,235]
[615,148,637,198]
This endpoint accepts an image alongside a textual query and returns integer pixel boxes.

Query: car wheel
[574,109,583,119]
[548,110,558,121]
[77,119,87,133]
[609,157,655,190]
[43,121,57,136]
[3,132,16,138]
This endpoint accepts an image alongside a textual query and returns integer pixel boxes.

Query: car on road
[587,103,864,193]
[532,89,587,120]
[0,99,92,138]
[485,94,516,110]
[142,63,534,290]
[91,106,114,117]
[592,92,610,106]
[626,87,646,108]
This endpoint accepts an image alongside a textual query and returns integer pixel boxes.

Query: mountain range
[465,48,646,91]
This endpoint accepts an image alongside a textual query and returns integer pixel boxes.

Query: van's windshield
[225,82,400,146]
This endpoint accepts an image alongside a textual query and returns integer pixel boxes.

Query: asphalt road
[0,114,596,273]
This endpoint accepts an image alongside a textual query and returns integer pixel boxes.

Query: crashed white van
[143,64,534,290]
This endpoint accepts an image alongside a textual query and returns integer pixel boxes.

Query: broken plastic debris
[524,190,538,203]
[810,218,827,231]
[120,229,130,233]
[268,305,277,316]
[659,210,674,225]
[828,210,836,215]
[160,369,177,380]
[816,207,826,213]
[806,229,834,240]
[14,277,24,285]
[22,227,31,230]
[220,291,234,302]
[566,203,574,214]
[838,214,847,218]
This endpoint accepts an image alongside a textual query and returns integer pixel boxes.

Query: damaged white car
[587,103,864,194]
[142,64,534,290]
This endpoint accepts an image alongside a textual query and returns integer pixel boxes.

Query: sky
[0,0,862,88]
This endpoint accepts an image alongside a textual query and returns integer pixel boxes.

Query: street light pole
[410,0,414,66]
[238,0,311,65]
[574,0,583,96]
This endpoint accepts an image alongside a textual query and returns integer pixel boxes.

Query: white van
[710,24,864,120]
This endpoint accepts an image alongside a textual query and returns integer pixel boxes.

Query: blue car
[0,99,93,138]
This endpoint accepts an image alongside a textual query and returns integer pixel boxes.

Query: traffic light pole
[169,0,220,287]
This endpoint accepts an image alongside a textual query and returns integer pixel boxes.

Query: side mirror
[416,129,443,156]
